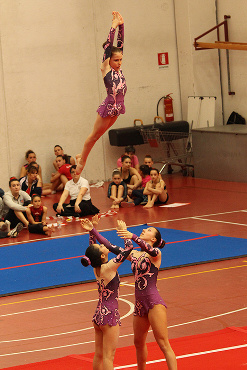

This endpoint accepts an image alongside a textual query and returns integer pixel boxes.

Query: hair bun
[81,256,91,267]
[159,239,166,249]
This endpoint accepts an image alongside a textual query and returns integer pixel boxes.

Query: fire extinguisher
[164,94,174,122]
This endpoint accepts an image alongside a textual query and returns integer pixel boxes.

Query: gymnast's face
[56,157,65,168]
[110,52,123,71]
[140,227,157,243]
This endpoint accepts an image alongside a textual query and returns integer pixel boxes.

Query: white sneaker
[9,223,23,238]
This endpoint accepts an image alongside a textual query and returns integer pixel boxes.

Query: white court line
[0,293,134,318]
[148,209,247,225]
[114,344,247,369]
[0,297,134,348]
[1,306,246,354]
[1,209,246,247]
[192,217,247,227]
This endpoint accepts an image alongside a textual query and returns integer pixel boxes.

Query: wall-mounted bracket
[194,15,247,95]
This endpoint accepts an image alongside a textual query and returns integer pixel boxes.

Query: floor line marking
[157,264,247,282]
[1,325,246,358]
[114,344,247,369]
[1,209,246,248]
[192,217,247,227]
[1,305,245,348]
[0,298,134,345]
[1,263,246,308]
[0,293,134,318]
[168,307,247,328]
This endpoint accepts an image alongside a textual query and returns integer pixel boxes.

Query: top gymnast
[76,11,126,174]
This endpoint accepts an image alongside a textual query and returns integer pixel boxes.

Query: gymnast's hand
[116,11,124,25]
[116,220,127,231]
[117,228,133,240]
[81,218,94,231]
[92,214,100,227]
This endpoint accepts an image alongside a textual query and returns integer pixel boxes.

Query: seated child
[53,145,75,171]
[143,168,169,208]
[44,155,72,193]
[122,165,151,207]
[26,194,55,236]
[117,145,139,170]
[107,169,128,209]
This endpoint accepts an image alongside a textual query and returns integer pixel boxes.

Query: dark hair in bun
[153,228,166,249]
[81,244,103,268]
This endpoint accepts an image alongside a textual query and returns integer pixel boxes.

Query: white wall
[0,0,181,189]
[174,0,247,127]
[1,0,246,190]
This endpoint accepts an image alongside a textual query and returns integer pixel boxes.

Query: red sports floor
[1,174,247,369]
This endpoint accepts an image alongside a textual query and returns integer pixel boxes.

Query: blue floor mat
[1,225,246,296]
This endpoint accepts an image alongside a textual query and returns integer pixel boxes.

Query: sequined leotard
[130,234,167,316]
[89,228,132,326]
[93,272,121,326]
[97,24,127,117]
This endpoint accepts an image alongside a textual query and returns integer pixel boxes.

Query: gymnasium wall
[175,0,247,126]
[0,0,246,188]
[0,0,181,188]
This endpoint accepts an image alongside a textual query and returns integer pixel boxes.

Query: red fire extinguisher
[164,94,174,122]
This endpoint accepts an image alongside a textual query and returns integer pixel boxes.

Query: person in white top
[53,165,99,217]
[3,177,31,228]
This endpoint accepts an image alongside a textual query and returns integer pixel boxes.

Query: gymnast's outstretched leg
[76,114,118,174]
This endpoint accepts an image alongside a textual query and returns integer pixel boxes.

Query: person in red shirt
[26,194,55,236]
[44,155,72,193]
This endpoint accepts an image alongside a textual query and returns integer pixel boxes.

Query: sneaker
[0,220,10,232]
[121,201,135,208]
[9,223,24,238]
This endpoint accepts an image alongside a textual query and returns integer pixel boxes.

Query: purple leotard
[89,228,133,326]
[130,234,167,316]
[93,272,121,326]
[97,25,127,118]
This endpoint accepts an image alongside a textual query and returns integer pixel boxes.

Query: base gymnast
[117,224,177,370]
[80,217,133,370]
[76,11,126,174]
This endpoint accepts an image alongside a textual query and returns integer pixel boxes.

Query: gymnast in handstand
[76,11,126,174]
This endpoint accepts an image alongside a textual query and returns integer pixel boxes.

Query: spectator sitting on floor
[20,164,52,196]
[19,165,42,197]
[107,169,128,209]
[0,220,23,238]
[143,154,154,168]
[26,194,55,237]
[44,155,72,193]
[53,145,75,171]
[3,177,31,228]
[53,165,99,217]
[118,155,142,198]
[117,145,139,170]
[143,168,169,208]
[19,150,43,180]
[122,164,151,207]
